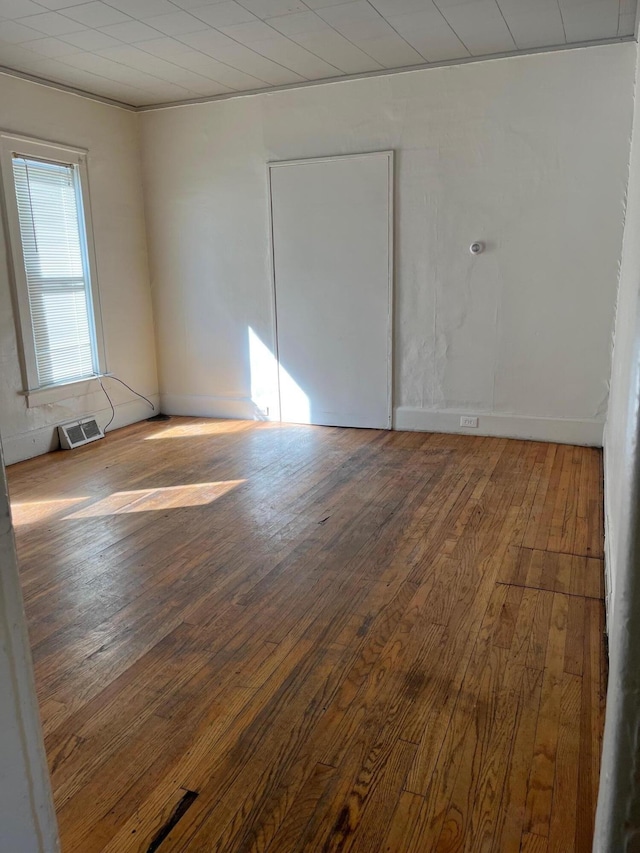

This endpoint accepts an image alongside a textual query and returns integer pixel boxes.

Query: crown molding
[0,36,635,115]
[0,65,136,111]
[136,36,636,113]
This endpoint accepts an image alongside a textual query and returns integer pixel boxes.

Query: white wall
[0,74,158,465]
[0,436,59,851]
[603,46,640,629]
[140,43,635,446]
[596,40,640,853]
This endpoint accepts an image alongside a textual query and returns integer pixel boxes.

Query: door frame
[266,150,395,428]
[0,437,59,851]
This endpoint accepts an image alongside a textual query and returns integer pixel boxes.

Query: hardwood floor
[7,418,606,852]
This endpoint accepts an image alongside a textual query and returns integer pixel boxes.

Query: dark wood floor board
[495,547,604,601]
[521,444,558,548]
[146,544,442,848]
[91,635,328,850]
[35,597,189,715]
[46,622,204,805]
[547,672,582,853]
[318,739,419,853]
[531,447,566,553]
[403,581,511,798]
[525,590,555,672]
[548,444,580,555]
[406,455,513,588]
[380,790,427,853]
[316,610,444,771]
[55,711,174,851]
[97,784,192,853]
[521,832,549,852]
[259,762,338,853]
[154,643,352,851]
[543,444,574,555]
[433,649,529,852]
[564,595,587,677]
[7,418,607,852]
[492,666,544,853]
[493,583,525,650]
[523,592,570,838]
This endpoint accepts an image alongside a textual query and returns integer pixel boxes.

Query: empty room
[2,1,640,851]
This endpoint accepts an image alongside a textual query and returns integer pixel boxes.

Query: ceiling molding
[0,65,135,112]
[137,37,635,113]
[0,36,635,115]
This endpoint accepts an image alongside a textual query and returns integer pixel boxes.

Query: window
[1,134,105,400]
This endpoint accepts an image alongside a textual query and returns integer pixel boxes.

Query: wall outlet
[460,415,478,428]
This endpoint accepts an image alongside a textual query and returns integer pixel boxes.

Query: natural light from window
[10,497,88,526]
[64,481,245,518]
[248,326,310,424]
[12,156,96,386]
[144,421,252,439]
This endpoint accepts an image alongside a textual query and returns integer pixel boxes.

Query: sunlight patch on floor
[144,421,250,439]
[64,481,245,518]
[11,497,89,525]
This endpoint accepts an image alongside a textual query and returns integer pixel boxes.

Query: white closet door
[269,152,393,429]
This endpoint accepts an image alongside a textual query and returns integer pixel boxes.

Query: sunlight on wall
[248,327,310,424]
[64,481,244,518]
[248,327,279,420]
[279,363,311,424]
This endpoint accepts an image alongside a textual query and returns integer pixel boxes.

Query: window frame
[0,132,106,404]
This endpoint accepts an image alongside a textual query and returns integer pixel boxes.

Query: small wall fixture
[469,241,485,255]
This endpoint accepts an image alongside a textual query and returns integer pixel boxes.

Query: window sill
[21,377,105,409]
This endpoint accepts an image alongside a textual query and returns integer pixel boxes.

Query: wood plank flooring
[7,418,607,852]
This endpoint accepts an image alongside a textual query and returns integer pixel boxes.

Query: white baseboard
[2,396,159,466]
[393,407,604,447]
[160,393,265,420]
[2,425,59,466]
[158,397,604,446]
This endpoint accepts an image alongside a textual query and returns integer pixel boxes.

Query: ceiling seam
[230,0,347,75]
[430,0,473,57]
[361,0,430,63]
[493,0,519,51]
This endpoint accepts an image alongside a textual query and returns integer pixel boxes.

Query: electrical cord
[94,372,155,433]
[96,374,116,432]
[104,374,156,412]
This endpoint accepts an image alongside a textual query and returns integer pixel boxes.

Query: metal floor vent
[58,418,104,450]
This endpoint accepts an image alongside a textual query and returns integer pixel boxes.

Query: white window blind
[12,155,96,388]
